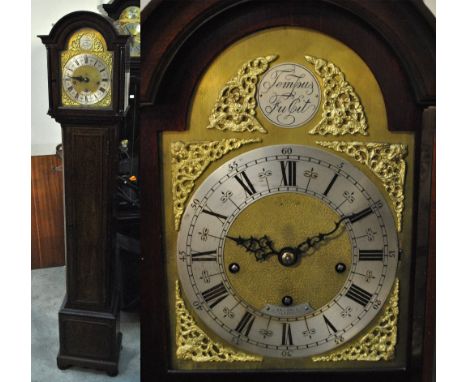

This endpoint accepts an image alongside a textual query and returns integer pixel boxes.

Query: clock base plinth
[57,295,122,376]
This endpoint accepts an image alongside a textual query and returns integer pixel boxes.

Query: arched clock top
[39,11,128,50]
[39,11,130,121]
[141,0,435,133]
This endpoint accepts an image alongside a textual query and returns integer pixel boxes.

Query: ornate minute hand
[226,235,279,262]
[296,212,359,254]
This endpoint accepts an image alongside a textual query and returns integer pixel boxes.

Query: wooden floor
[31,155,65,269]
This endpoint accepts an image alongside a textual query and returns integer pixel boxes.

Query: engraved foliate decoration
[171,138,261,230]
[257,63,321,128]
[305,56,368,136]
[61,28,113,108]
[316,141,407,231]
[311,279,399,362]
[67,28,106,52]
[206,56,278,133]
[175,280,262,362]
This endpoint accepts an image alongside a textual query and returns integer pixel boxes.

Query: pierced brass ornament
[206,56,278,133]
[311,279,399,362]
[305,56,368,136]
[175,280,262,362]
[67,28,107,52]
[316,141,407,231]
[171,138,261,230]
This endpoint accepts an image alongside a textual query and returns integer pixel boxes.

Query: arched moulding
[171,138,261,231]
[206,55,278,133]
[175,280,262,362]
[316,141,407,231]
[305,56,368,136]
[311,279,399,362]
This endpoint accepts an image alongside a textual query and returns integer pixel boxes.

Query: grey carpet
[31,266,140,381]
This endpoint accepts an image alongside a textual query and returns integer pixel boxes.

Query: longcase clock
[39,11,130,376]
[140,1,434,382]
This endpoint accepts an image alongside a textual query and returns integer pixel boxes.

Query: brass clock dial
[62,53,111,106]
[117,6,140,58]
[177,144,399,358]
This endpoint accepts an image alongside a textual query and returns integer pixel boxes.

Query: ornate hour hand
[68,75,89,83]
[296,211,362,254]
[226,235,279,262]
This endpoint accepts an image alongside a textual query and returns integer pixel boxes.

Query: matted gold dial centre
[69,66,101,94]
[224,192,352,313]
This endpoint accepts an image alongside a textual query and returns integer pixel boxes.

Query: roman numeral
[191,250,217,261]
[280,161,297,186]
[84,55,88,64]
[349,206,374,223]
[234,171,256,196]
[74,60,80,66]
[359,249,384,261]
[201,283,229,309]
[99,87,106,93]
[67,86,74,92]
[281,323,294,346]
[324,174,338,196]
[102,78,108,82]
[323,315,337,334]
[100,68,106,73]
[235,311,255,336]
[202,209,227,221]
[345,283,373,306]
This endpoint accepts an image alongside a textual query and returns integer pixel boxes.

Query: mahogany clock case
[39,11,130,123]
[139,1,435,382]
[39,11,131,375]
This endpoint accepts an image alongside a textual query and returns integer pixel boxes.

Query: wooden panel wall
[31,155,65,269]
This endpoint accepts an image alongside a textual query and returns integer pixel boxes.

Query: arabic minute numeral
[334,335,345,345]
[191,199,201,209]
[228,161,239,172]
[373,299,382,310]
